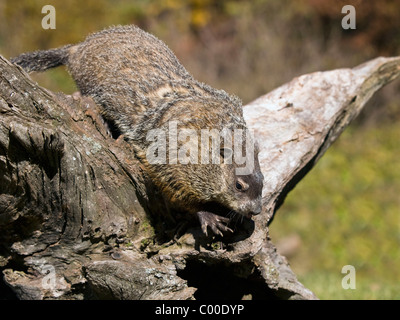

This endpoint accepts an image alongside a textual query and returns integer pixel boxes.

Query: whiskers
[226,210,244,231]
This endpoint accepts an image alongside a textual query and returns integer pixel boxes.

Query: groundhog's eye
[235,178,249,192]
[235,181,244,191]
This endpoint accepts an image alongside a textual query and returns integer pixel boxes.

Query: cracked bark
[0,55,399,300]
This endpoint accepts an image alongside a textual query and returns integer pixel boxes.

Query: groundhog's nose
[251,204,262,216]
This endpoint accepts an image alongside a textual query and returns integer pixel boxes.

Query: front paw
[196,211,233,237]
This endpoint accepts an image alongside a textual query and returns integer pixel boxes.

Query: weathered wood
[0,55,399,299]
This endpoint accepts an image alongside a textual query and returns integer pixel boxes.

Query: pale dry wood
[0,55,399,299]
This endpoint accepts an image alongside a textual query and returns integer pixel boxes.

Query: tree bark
[0,55,399,300]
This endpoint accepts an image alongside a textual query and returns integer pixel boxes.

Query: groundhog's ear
[220,147,233,160]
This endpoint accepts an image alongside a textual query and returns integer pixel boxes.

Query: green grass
[298,271,400,300]
[29,67,77,95]
[269,122,400,300]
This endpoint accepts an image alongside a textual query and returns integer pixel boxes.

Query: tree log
[0,55,399,300]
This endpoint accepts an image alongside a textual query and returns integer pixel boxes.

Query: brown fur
[11,25,264,235]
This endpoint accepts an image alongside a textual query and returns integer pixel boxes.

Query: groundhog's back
[66,25,194,122]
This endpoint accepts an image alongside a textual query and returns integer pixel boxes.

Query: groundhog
[11,25,264,237]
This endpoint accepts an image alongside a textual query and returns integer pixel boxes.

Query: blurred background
[0,0,399,299]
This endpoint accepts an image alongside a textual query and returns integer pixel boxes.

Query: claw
[196,211,233,237]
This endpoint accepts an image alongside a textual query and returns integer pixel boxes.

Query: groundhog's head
[217,140,264,219]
